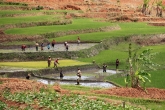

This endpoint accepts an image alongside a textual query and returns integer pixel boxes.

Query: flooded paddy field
[34,69,122,88]
[0,43,97,53]
[37,78,115,88]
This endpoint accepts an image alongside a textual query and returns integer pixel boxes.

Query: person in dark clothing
[26,74,31,80]
[51,39,55,49]
[66,43,69,51]
[116,59,119,69]
[41,42,44,51]
[103,63,107,72]
[60,69,64,79]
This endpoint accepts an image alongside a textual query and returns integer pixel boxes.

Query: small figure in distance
[76,68,81,85]
[51,39,55,50]
[64,41,67,47]
[103,63,107,73]
[47,42,50,50]
[60,69,64,79]
[66,43,69,51]
[35,42,39,51]
[77,68,81,78]
[41,42,44,51]
[64,42,69,51]
[26,73,31,80]
[54,58,60,69]
[21,44,26,51]
[48,56,51,67]
[116,59,119,70]
[77,36,80,45]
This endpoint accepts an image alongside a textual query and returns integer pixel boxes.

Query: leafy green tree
[125,43,159,90]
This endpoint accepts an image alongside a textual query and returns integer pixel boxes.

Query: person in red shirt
[21,44,26,51]
[54,58,59,68]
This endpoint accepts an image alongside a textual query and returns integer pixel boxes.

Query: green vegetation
[1,4,165,110]
[2,88,142,110]
[107,69,165,89]
[0,1,28,6]
[3,20,165,42]
[0,15,63,25]
[5,18,113,35]
[54,22,165,42]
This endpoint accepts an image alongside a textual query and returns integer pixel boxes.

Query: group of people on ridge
[21,36,81,52]
[35,40,56,51]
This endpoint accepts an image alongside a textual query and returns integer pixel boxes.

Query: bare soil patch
[0,78,165,109]
[0,78,165,99]
[93,87,165,100]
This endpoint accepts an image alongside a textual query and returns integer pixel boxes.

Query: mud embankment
[0,64,98,78]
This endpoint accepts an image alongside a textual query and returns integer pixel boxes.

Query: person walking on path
[35,42,39,51]
[116,59,119,69]
[103,63,107,73]
[54,58,59,69]
[48,56,51,67]
[51,39,56,50]
[77,36,80,45]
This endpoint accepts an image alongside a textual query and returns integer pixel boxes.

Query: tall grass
[5,18,113,35]
[78,42,140,69]
[0,59,90,69]
[0,15,62,25]
[54,22,165,42]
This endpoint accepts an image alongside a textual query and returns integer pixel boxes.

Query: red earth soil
[1,0,165,43]
[0,78,165,109]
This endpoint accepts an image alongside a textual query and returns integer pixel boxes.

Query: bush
[36,6,44,10]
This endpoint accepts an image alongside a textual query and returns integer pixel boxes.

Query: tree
[142,0,151,15]
[125,43,159,90]
[155,0,163,17]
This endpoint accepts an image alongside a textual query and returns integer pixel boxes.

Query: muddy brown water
[35,69,121,88]
[0,43,120,88]
[37,79,116,88]
[0,67,121,88]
